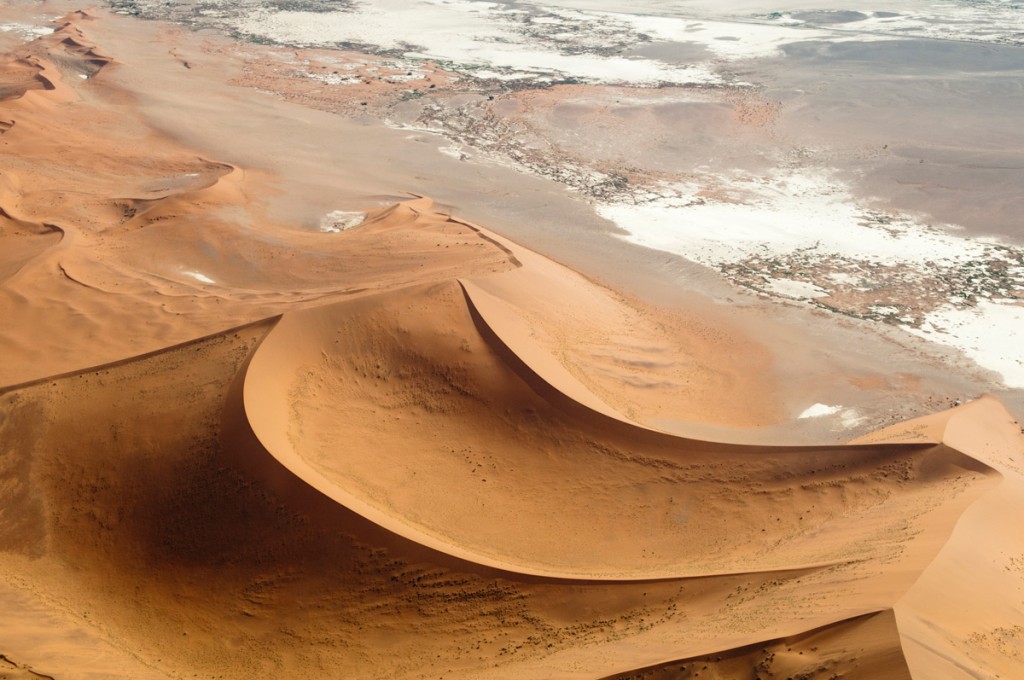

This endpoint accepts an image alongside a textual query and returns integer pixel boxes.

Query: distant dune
[1,5,1022,680]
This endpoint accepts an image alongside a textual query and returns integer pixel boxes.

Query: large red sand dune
[1,7,1023,680]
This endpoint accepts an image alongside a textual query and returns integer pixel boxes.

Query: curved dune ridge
[2,315,1020,679]
[241,267,996,580]
[1,6,1024,680]
[0,55,51,101]
[0,13,520,386]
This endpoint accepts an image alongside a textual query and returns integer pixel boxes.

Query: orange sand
[1,6,1022,680]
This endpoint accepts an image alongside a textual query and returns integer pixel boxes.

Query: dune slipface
[0,5,1023,680]
[242,273,994,581]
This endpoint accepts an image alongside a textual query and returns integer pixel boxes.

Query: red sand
[1,6,1022,679]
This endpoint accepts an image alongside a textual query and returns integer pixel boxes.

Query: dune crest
[240,224,1001,584]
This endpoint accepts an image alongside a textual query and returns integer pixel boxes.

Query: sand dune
[0,55,50,101]
[2,252,1019,678]
[241,269,996,581]
[1,6,1023,680]
[2,305,1016,679]
[0,18,519,386]
[0,207,62,285]
[603,610,912,680]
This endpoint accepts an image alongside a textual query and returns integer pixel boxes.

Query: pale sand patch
[603,11,858,60]
[318,209,365,232]
[0,22,53,39]
[905,300,1024,389]
[763,277,829,299]
[599,166,1024,386]
[182,270,215,284]
[798,403,842,419]
[230,0,722,86]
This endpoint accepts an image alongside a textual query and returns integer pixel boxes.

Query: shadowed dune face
[243,278,996,579]
[0,211,61,285]
[0,55,49,101]
[0,325,878,680]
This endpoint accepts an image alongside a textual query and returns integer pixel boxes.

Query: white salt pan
[320,210,365,233]
[799,403,842,418]
[183,270,215,284]
[905,301,1024,389]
